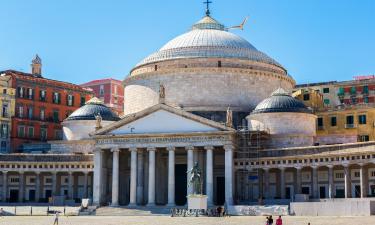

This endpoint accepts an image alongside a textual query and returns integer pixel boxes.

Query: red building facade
[80,78,124,115]
[0,68,92,152]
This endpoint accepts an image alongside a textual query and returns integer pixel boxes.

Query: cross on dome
[203,0,212,16]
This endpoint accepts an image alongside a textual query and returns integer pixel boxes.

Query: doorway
[28,190,36,202]
[9,189,19,202]
[216,177,225,205]
[175,164,187,206]
[319,186,326,198]
[354,185,361,198]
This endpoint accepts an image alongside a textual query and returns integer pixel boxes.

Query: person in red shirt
[276,215,283,225]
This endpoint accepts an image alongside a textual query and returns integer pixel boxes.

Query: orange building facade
[0,57,92,152]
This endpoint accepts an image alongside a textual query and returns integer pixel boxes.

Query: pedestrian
[268,215,274,225]
[0,208,3,217]
[53,212,59,225]
[265,216,269,225]
[276,215,282,225]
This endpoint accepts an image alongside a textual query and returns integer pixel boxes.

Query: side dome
[65,97,120,121]
[252,88,312,114]
[134,15,283,69]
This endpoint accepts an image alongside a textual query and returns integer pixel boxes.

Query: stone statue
[95,113,102,130]
[226,107,233,128]
[159,84,165,103]
[187,162,202,195]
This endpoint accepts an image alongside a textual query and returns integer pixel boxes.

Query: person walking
[265,216,269,225]
[268,215,274,225]
[276,215,283,225]
[53,212,59,225]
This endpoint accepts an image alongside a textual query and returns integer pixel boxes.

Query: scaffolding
[234,126,270,203]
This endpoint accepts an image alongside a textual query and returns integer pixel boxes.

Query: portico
[91,104,236,207]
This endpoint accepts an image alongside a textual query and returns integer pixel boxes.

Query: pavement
[0,216,374,225]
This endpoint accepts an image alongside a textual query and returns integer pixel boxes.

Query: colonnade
[93,144,234,206]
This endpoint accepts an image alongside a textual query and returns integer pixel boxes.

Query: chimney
[31,54,42,76]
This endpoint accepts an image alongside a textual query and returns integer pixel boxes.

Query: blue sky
[0,0,374,85]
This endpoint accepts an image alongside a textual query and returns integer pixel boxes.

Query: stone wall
[124,58,294,115]
[248,112,317,148]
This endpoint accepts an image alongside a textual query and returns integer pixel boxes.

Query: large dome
[135,16,283,69]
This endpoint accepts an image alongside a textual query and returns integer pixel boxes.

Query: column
[295,167,302,195]
[344,165,350,198]
[83,171,88,199]
[35,172,40,202]
[19,172,24,202]
[327,165,333,199]
[360,164,367,198]
[136,149,144,205]
[111,147,120,206]
[129,147,137,206]
[186,146,194,196]
[167,146,175,206]
[224,145,234,205]
[205,146,214,206]
[312,166,318,199]
[280,167,286,199]
[2,171,7,202]
[68,172,73,199]
[263,168,270,199]
[93,147,103,205]
[52,172,57,196]
[147,147,156,206]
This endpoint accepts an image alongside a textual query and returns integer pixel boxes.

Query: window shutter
[72,95,75,106]
[66,95,69,106]
[58,93,61,104]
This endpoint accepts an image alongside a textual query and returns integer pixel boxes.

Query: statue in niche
[187,162,203,195]
[226,107,233,128]
[95,113,102,130]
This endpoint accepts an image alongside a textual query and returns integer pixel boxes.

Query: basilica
[0,8,375,216]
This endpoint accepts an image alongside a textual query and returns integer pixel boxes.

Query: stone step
[95,206,173,216]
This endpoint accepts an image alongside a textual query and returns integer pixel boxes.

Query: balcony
[345,124,356,129]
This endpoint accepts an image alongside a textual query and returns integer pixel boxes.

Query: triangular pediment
[93,104,234,136]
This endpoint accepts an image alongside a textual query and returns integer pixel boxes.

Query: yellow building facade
[0,75,16,152]
[315,104,375,145]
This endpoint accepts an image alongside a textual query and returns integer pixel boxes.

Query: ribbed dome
[252,88,311,114]
[65,97,120,121]
[134,16,283,68]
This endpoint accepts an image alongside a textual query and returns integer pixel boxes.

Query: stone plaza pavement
[0,216,375,225]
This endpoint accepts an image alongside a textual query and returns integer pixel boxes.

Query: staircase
[94,206,174,216]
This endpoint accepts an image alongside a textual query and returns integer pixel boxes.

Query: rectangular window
[317,117,324,128]
[18,106,24,118]
[114,85,118,95]
[2,104,8,117]
[303,94,310,101]
[40,90,47,101]
[99,85,104,95]
[17,87,24,98]
[350,86,356,95]
[27,107,33,119]
[40,108,45,120]
[338,87,344,96]
[330,117,337,127]
[27,127,34,138]
[358,115,367,124]
[67,94,74,106]
[80,96,86,106]
[1,124,8,138]
[53,92,61,104]
[53,111,59,123]
[364,96,369,103]
[324,99,330,105]
[41,128,47,141]
[359,135,370,142]
[0,141,6,151]
[27,88,34,100]
[2,89,6,94]
[346,115,355,128]
[17,126,25,138]
[54,130,63,140]
[363,86,369,94]
[323,87,330,93]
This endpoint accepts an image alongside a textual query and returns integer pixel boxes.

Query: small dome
[65,97,120,121]
[252,88,311,114]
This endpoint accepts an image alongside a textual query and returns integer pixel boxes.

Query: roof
[65,97,120,121]
[93,103,235,136]
[80,78,123,87]
[252,88,312,114]
[133,15,284,70]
